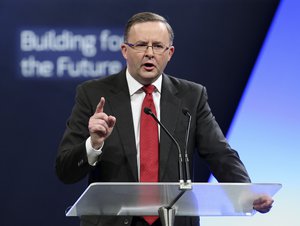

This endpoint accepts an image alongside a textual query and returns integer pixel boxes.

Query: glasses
[124,42,170,54]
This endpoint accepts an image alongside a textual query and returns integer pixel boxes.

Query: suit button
[77,159,84,166]
[123,218,129,225]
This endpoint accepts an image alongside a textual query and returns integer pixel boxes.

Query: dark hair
[124,12,174,44]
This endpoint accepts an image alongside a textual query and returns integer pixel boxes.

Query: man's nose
[145,46,154,57]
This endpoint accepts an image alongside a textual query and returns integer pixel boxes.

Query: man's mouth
[143,62,155,71]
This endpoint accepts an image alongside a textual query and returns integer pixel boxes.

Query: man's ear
[121,44,128,60]
[167,46,175,61]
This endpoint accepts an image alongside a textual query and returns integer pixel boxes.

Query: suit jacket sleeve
[194,86,251,182]
[56,83,95,184]
[55,71,138,184]
[160,75,251,183]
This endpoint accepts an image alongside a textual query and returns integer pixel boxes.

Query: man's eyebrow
[135,40,147,43]
[152,41,164,44]
[135,41,164,44]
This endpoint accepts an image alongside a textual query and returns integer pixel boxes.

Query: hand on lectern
[253,195,274,213]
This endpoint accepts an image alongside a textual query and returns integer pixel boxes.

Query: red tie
[140,85,159,225]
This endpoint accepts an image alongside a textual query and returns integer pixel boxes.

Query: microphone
[182,108,192,186]
[144,107,191,190]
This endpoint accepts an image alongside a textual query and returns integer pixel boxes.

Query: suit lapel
[104,72,182,182]
[159,75,182,180]
[106,71,138,181]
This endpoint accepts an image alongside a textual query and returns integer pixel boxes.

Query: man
[56,12,273,226]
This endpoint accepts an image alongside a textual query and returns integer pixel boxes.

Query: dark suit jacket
[56,69,251,226]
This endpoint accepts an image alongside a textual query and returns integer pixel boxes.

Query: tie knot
[142,85,156,94]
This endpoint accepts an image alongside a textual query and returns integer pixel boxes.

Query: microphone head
[144,107,152,115]
[182,108,190,116]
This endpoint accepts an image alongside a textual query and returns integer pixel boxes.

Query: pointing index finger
[95,97,105,114]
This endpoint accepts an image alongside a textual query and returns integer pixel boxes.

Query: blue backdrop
[204,0,300,225]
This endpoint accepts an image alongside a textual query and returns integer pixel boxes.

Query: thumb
[108,115,117,128]
[95,97,105,114]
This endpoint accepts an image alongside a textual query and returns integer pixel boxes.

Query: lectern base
[158,207,176,226]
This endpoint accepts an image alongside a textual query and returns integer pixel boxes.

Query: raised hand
[88,97,116,149]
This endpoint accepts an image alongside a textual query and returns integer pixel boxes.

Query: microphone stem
[148,112,185,184]
[184,113,192,182]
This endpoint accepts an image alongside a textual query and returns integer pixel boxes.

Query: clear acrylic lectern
[66,182,281,226]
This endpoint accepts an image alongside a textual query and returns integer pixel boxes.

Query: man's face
[121,21,175,85]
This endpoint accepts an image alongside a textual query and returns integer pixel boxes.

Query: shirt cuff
[85,137,103,166]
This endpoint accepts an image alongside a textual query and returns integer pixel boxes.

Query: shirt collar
[126,69,162,96]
